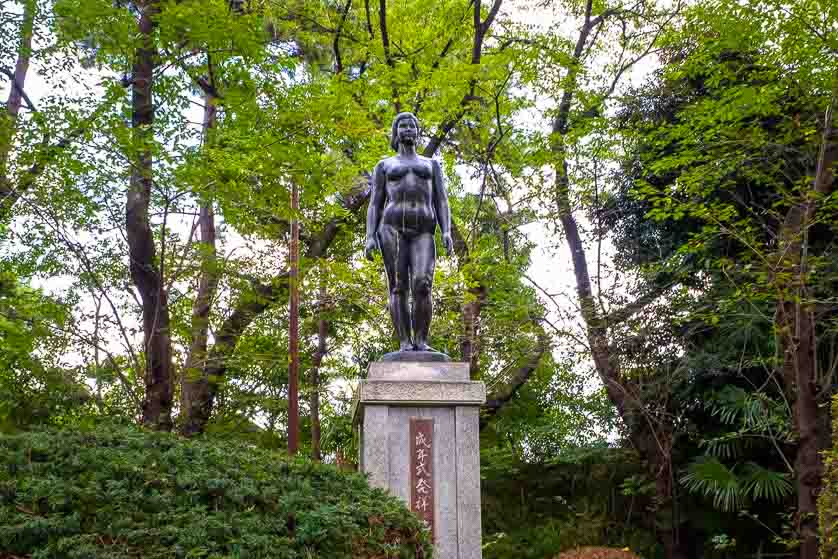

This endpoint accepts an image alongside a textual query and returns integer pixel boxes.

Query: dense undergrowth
[0,424,431,559]
[481,447,657,559]
[555,548,640,559]
[818,396,838,558]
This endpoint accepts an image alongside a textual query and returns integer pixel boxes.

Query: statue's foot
[413,342,436,352]
[399,341,414,352]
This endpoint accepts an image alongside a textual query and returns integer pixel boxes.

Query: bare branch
[0,66,38,115]
[364,0,374,38]
[482,0,503,34]
[0,0,35,123]
[333,0,354,74]
[18,197,143,384]
[605,282,673,325]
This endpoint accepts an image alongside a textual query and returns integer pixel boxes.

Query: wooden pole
[288,181,300,455]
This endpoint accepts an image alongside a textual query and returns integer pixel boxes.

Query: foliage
[818,396,838,558]
[677,385,794,515]
[554,548,640,559]
[2,0,837,556]
[0,0,554,444]
[0,423,432,558]
[0,267,84,431]
[481,446,657,559]
[606,2,838,555]
[680,457,792,512]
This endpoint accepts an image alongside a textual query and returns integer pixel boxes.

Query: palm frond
[699,431,744,459]
[705,386,758,426]
[741,462,793,503]
[680,456,746,512]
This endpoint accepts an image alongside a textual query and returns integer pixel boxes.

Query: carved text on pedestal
[410,418,435,538]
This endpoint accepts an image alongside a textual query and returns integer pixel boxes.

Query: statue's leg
[378,224,413,351]
[410,232,436,351]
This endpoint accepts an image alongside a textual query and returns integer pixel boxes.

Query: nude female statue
[365,112,454,358]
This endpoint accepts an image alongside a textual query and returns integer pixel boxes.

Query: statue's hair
[389,112,420,151]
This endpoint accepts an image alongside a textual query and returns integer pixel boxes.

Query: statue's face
[396,117,418,146]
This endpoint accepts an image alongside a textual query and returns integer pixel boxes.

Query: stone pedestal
[353,361,485,559]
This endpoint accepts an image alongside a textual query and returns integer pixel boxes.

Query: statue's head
[390,112,420,151]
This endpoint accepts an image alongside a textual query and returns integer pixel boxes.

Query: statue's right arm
[365,162,386,259]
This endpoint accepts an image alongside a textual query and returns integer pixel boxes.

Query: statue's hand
[364,236,379,261]
[442,233,454,257]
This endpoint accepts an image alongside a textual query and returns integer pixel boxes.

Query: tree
[2,0,555,446]
[509,0,690,555]
[611,2,837,556]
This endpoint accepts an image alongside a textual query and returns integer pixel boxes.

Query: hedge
[0,424,432,558]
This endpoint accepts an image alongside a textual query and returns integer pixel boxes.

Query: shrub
[481,446,656,559]
[0,424,432,558]
[555,547,640,559]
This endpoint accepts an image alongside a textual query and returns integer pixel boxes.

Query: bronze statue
[365,112,453,360]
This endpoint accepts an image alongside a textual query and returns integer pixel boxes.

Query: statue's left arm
[431,159,454,256]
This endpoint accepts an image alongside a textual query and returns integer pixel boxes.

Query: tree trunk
[775,90,836,559]
[311,280,328,462]
[180,94,219,436]
[544,4,689,553]
[128,0,173,431]
[0,0,36,220]
[453,211,550,424]
[791,306,820,559]
[461,283,485,378]
[451,221,486,379]
[555,158,630,419]
[637,426,686,559]
[555,144,686,558]
[818,396,838,557]
[775,208,822,559]
[177,174,377,436]
[288,180,300,455]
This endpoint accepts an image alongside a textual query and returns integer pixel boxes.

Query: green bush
[0,424,432,558]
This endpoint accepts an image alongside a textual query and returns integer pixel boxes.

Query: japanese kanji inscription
[410,418,435,537]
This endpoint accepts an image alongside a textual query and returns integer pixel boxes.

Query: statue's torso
[379,155,436,235]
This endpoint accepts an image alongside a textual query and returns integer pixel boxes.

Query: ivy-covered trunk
[451,222,486,379]
[128,0,173,431]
